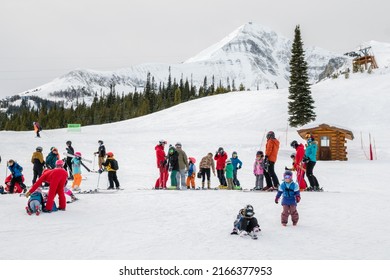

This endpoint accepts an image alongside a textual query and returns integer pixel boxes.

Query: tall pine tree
[288,25,316,127]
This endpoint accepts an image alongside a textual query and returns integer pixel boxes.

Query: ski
[63,152,92,163]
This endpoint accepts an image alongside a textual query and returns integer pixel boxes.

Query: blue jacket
[71,157,82,174]
[276,181,300,206]
[8,162,23,178]
[231,157,242,170]
[305,141,318,162]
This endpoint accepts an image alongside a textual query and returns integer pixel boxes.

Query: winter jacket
[214,152,228,170]
[66,146,74,157]
[265,138,280,162]
[199,155,215,173]
[31,151,45,171]
[305,141,318,162]
[187,163,197,176]
[225,163,234,179]
[276,181,300,206]
[102,156,118,172]
[71,157,82,174]
[294,144,306,169]
[253,158,264,175]
[155,144,167,168]
[168,149,179,171]
[8,162,23,178]
[46,151,59,169]
[96,144,106,157]
[176,147,189,170]
[231,157,242,170]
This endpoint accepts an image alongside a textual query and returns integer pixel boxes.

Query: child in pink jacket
[253,151,265,190]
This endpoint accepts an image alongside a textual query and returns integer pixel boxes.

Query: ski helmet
[159,140,167,145]
[36,146,43,152]
[218,147,224,153]
[256,151,264,157]
[98,140,103,145]
[175,142,182,148]
[106,152,114,157]
[244,204,254,217]
[290,140,298,149]
[66,140,72,146]
[232,151,237,157]
[74,152,82,157]
[226,159,232,164]
[188,157,196,164]
[283,170,293,180]
[266,131,275,139]
[290,153,296,159]
[55,159,64,167]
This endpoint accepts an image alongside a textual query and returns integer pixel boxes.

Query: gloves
[98,169,103,174]
[25,192,31,198]
[238,166,241,169]
[275,197,279,204]
[296,195,301,203]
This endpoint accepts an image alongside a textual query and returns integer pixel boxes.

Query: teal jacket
[305,141,318,162]
[225,163,234,179]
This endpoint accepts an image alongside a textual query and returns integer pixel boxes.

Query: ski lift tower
[345,46,378,70]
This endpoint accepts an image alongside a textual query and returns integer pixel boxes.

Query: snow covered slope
[12,22,350,108]
[0,65,389,261]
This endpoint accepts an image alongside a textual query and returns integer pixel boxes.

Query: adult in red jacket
[263,131,280,191]
[26,160,68,212]
[214,147,227,187]
[290,140,308,190]
[155,140,168,189]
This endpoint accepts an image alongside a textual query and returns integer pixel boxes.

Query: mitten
[98,169,103,174]
[296,195,301,203]
[274,197,279,204]
[25,192,31,198]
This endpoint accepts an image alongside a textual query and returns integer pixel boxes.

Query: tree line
[0,71,245,131]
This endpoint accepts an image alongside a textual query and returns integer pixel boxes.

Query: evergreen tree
[288,25,316,127]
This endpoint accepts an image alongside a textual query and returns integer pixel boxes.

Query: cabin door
[319,136,331,160]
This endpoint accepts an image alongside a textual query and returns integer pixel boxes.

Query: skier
[155,140,168,189]
[230,205,261,239]
[274,170,301,226]
[167,145,179,189]
[25,160,68,212]
[305,137,321,191]
[290,140,308,191]
[253,151,265,190]
[199,152,216,189]
[7,159,27,194]
[65,140,75,180]
[33,122,42,138]
[31,146,45,184]
[225,159,234,190]
[186,157,196,189]
[230,151,242,188]
[263,131,280,191]
[214,147,228,187]
[25,188,44,216]
[45,147,59,169]
[101,152,121,190]
[71,152,83,191]
[175,142,188,190]
[94,140,106,170]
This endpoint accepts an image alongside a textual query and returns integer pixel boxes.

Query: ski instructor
[25,160,68,212]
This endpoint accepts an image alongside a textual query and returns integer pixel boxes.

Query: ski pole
[96,172,101,189]
[93,154,96,171]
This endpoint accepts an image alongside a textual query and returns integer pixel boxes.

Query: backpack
[110,159,119,171]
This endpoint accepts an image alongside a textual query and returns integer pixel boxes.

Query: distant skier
[225,159,234,190]
[65,140,75,180]
[186,157,196,189]
[230,204,261,239]
[7,159,27,194]
[101,152,121,190]
[290,140,308,191]
[71,152,83,191]
[155,140,168,189]
[31,146,45,184]
[45,147,60,169]
[94,140,106,170]
[275,170,301,226]
[214,147,228,187]
[304,136,321,191]
[167,145,179,189]
[198,152,216,189]
[175,142,188,190]
[263,131,280,191]
[33,122,42,138]
[253,151,265,190]
[230,151,242,188]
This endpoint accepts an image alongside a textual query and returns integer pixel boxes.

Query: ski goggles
[284,174,293,180]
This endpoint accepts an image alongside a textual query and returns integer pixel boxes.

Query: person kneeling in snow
[274,170,301,226]
[231,205,261,239]
[25,188,44,215]
[25,160,68,212]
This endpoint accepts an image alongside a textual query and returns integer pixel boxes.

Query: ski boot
[35,205,41,216]
[230,228,239,235]
[25,206,32,216]
[239,230,248,237]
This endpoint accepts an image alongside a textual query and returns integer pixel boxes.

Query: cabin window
[321,136,330,147]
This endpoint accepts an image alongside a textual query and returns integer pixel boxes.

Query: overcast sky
[0,0,389,98]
